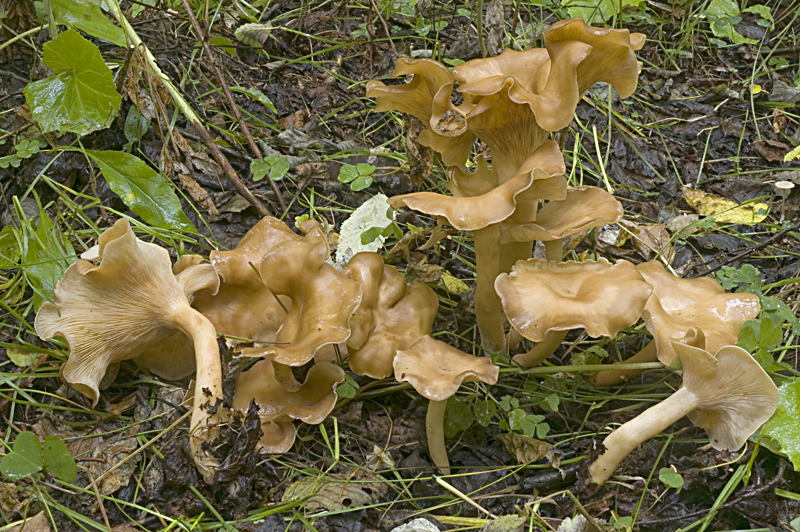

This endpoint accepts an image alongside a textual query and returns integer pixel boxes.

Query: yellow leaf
[440,271,470,294]
[681,186,769,224]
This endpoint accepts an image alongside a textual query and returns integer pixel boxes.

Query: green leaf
[705,0,756,43]
[208,36,236,57]
[123,105,150,146]
[350,174,373,191]
[356,163,376,176]
[251,159,270,181]
[760,317,783,349]
[85,150,195,231]
[0,432,43,480]
[230,87,276,113]
[264,156,290,180]
[0,226,20,268]
[338,164,359,183]
[738,320,760,352]
[659,467,684,490]
[336,382,356,399]
[444,398,473,438]
[539,394,560,413]
[336,194,395,263]
[23,211,74,310]
[535,422,549,439]
[24,29,122,136]
[360,227,382,246]
[51,0,127,46]
[762,378,800,469]
[473,400,496,427]
[499,396,518,412]
[43,436,77,482]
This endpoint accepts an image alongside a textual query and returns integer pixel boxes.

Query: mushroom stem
[589,340,657,387]
[474,224,505,352]
[544,239,564,262]
[171,305,224,482]
[426,399,450,475]
[499,242,533,277]
[590,387,696,484]
[512,330,568,368]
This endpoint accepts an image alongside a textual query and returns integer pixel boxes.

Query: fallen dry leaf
[682,186,769,224]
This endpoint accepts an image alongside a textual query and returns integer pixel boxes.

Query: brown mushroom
[232,359,345,453]
[495,258,653,368]
[394,336,499,474]
[34,219,224,481]
[590,341,778,484]
[590,261,761,386]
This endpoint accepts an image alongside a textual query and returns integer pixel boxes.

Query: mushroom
[242,227,362,366]
[394,336,499,474]
[34,219,224,482]
[368,20,645,350]
[342,253,439,379]
[495,258,653,368]
[181,216,301,343]
[589,341,779,484]
[232,359,345,453]
[590,260,761,386]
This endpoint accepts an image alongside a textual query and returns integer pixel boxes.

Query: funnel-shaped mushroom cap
[636,261,761,365]
[389,141,567,231]
[245,235,362,366]
[496,258,653,342]
[394,336,499,401]
[341,252,386,351]
[501,187,623,244]
[673,341,778,451]
[232,359,345,453]
[183,217,301,342]
[35,219,212,406]
[348,269,439,379]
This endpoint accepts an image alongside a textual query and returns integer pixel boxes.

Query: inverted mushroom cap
[673,341,778,451]
[393,336,499,401]
[34,219,214,405]
[341,252,387,351]
[500,186,623,244]
[495,258,653,342]
[348,270,439,379]
[232,359,345,453]
[244,233,362,366]
[637,261,761,365]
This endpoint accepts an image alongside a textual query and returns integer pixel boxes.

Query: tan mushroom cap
[636,261,761,365]
[496,258,653,342]
[394,336,499,401]
[347,267,439,379]
[500,186,623,244]
[232,359,345,453]
[674,342,779,451]
[341,252,386,351]
[243,233,362,366]
[34,219,216,405]
[388,141,567,231]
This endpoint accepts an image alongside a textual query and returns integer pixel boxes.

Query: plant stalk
[589,340,658,387]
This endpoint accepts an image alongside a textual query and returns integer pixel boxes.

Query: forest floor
[1,0,800,531]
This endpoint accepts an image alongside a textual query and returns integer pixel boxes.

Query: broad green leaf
[705,0,756,44]
[251,159,270,181]
[350,174,373,191]
[659,467,684,490]
[760,317,783,348]
[473,400,496,427]
[737,320,760,352]
[0,432,43,480]
[85,150,195,231]
[356,163,376,176]
[230,87,276,113]
[7,348,38,367]
[24,212,74,310]
[43,436,77,482]
[51,0,127,46]
[264,156,289,180]
[123,105,150,146]
[335,194,394,263]
[762,378,800,469]
[444,398,473,438]
[24,29,122,136]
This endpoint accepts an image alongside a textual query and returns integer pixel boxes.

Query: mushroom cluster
[368,18,645,351]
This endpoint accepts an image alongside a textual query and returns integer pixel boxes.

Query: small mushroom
[590,261,761,386]
[232,359,345,453]
[394,336,499,474]
[495,258,653,368]
[35,219,224,481]
[589,341,779,484]
[343,254,439,379]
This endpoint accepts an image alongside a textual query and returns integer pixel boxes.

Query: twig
[82,466,112,532]
[687,222,799,278]
[178,0,287,213]
[368,0,398,57]
[477,0,487,58]
[105,0,272,218]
